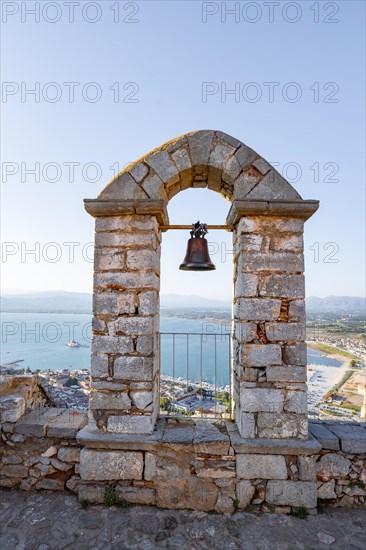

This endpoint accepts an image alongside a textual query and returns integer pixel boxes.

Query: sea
[0,312,342,390]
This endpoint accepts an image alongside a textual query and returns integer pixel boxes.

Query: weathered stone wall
[1,391,365,513]
[0,375,50,423]
[77,419,320,513]
[311,421,366,508]
[90,214,161,435]
[76,419,366,512]
[0,407,86,492]
[232,216,307,440]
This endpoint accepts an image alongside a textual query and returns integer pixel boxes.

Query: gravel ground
[0,490,365,550]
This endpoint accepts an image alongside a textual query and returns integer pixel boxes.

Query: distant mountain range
[1,291,365,313]
[305,296,365,313]
[1,291,92,313]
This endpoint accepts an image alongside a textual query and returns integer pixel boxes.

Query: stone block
[78,483,105,503]
[95,216,131,232]
[46,410,87,438]
[126,249,159,272]
[238,412,256,438]
[57,447,80,463]
[89,390,131,411]
[236,480,255,508]
[260,275,305,299]
[130,391,153,411]
[192,420,230,455]
[239,298,282,321]
[245,170,301,201]
[146,150,178,182]
[94,271,160,292]
[240,344,282,367]
[325,423,366,454]
[235,322,258,343]
[107,415,154,434]
[240,251,304,273]
[129,162,149,183]
[116,485,156,505]
[91,381,128,391]
[113,316,154,336]
[100,172,147,200]
[237,217,304,235]
[138,291,159,316]
[35,479,65,491]
[94,248,125,271]
[65,475,80,493]
[317,453,351,480]
[252,158,271,175]
[144,452,156,481]
[114,356,153,381]
[234,144,257,169]
[298,456,316,481]
[283,343,307,365]
[318,479,336,499]
[235,273,258,298]
[223,153,241,184]
[240,387,284,413]
[79,449,143,480]
[141,173,168,200]
[288,300,305,322]
[50,458,73,472]
[270,234,304,252]
[170,146,191,173]
[94,231,158,249]
[237,454,288,480]
[136,336,156,355]
[92,335,133,354]
[14,408,51,437]
[237,234,263,252]
[233,168,261,198]
[187,130,215,166]
[257,413,307,439]
[93,292,137,315]
[90,353,109,378]
[308,422,340,450]
[266,480,317,508]
[1,464,28,478]
[285,391,308,414]
[265,322,306,342]
[209,142,236,170]
[266,366,307,383]
[0,395,25,423]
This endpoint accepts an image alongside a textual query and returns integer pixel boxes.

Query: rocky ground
[0,490,365,550]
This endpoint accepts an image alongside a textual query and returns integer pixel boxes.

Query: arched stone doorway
[83,130,318,439]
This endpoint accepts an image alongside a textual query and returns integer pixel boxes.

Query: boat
[66,340,80,348]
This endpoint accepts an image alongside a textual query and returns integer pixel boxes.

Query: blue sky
[1,0,365,300]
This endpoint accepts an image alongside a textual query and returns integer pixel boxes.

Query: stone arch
[83,130,319,439]
[98,130,302,204]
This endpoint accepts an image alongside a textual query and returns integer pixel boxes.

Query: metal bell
[179,221,216,271]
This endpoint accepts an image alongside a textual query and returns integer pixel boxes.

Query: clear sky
[1,0,365,301]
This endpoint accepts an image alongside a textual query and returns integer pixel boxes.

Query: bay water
[1,312,341,387]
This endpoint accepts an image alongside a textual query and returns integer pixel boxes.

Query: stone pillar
[84,199,168,435]
[228,200,318,440]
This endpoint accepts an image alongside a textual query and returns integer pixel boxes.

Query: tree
[65,376,79,387]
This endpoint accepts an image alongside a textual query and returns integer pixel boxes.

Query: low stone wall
[0,375,49,422]
[1,390,365,513]
[76,419,366,513]
[0,407,86,492]
[77,419,321,514]
[311,421,366,508]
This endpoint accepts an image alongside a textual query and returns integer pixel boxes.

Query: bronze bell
[179,221,216,271]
